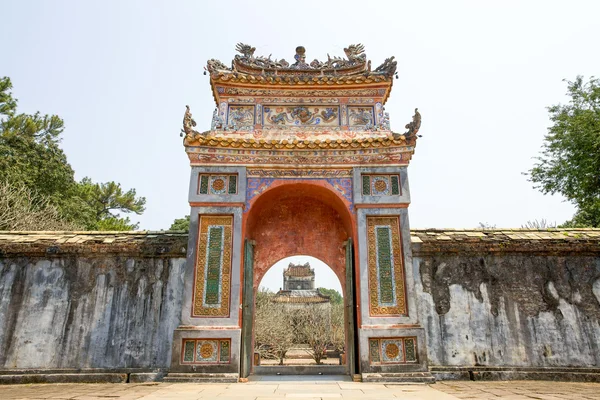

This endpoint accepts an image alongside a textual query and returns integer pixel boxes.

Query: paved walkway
[1,380,600,399]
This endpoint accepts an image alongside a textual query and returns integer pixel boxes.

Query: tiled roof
[0,229,599,257]
[410,228,600,255]
[410,228,600,242]
[0,231,188,257]
[272,289,330,304]
[284,264,313,277]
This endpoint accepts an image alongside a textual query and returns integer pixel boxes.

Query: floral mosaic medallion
[197,341,217,362]
[210,176,227,194]
[372,176,390,195]
[192,215,233,317]
[366,216,407,316]
[181,339,231,364]
[369,337,417,365]
[382,339,403,363]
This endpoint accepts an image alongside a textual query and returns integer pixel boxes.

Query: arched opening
[254,256,345,368]
[241,181,357,376]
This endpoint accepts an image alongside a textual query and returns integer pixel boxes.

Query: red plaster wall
[246,186,351,292]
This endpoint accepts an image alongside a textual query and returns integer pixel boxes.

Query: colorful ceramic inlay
[198,175,238,195]
[367,216,407,316]
[369,337,417,365]
[192,215,233,317]
[181,339,231,364]
[361,175,401,196]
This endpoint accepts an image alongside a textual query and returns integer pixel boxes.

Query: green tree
[528,76,600,227]
[317,288,343,305]
[170,215,190,231]
[77,178,146,230]
[0,76,145,231]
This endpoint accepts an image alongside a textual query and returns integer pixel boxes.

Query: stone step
[162,373,239,383]
[0,373,128,385]
[362,372,436,383]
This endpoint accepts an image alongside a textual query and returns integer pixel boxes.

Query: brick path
[1,380,600,399]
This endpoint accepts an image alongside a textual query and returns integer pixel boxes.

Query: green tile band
[228,175,237,194]
[204,226,224,305]
[199,175,209,194]
[362,175,371,195]
[183,340,195,362]
[391,175,400,195]
[376,226,395,304]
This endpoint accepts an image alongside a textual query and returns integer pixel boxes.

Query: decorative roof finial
[292,46,308,68]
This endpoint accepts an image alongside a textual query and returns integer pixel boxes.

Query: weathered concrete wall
[0,232,187,370]
[412,230,600,368]
[1,229,599,373]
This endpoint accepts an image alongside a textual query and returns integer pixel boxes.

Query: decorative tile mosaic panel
[227,105,255,130]
[192,215,233,317]
[263,105,340,127]
[361,175,401,196]
[348,106,375,128]
[183,340,195,363]
[367,216,407,316]
[197,340,218,362]
[198,175,238,195]
[220,340,230,362]
[404,337,416,362]
[180,339,231,364]
[369,337,417,365]
[381,339,403,363]
[369,339,381,363]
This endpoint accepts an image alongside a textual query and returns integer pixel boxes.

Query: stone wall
[412,229,600,369]
[0,232,187,370]
[1,229,599,373]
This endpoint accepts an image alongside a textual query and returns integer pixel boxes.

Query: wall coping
[0,229,599,257]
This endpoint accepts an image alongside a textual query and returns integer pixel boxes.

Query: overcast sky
[2,1,599,291]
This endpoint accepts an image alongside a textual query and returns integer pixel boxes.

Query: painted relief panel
[181,339,231,364]
[366,216,407,316]
[348,106,375,128]
[263,105,340,127]
[361,175,400,196]
[369,337,417,365]
[192,215,233,317]
[227,105,255,130]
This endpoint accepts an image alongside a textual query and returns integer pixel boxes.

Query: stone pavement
[1,379,600,399]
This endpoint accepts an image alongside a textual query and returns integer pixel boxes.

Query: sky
[2,1,599,290]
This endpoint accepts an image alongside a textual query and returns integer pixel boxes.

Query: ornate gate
[167,43,429,382]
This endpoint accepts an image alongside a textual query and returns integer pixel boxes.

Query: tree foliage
[317,288,343,305]
[0,180,78,231]
[170,215,190,231]
[528,76,600,227]
[254,292,345,366]
[0,76,145,231]
[254,289,296,365]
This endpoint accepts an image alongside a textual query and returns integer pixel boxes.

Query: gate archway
[241,181,358,377]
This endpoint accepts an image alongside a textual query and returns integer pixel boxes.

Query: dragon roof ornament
[206,43,397,79]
